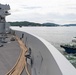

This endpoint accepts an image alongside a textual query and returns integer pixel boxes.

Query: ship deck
[0,34,30,75]
[0,34,21,75]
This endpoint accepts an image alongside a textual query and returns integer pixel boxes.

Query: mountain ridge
[9,21,76,26]
[9,21,60,26]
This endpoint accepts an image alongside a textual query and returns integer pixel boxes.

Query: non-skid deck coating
[0,35,21,75]
[6,36,30,75]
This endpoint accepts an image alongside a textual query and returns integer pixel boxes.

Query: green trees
[9,21,42,26]
[9,21,60,26]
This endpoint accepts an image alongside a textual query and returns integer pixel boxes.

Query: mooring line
[6,36,30,75]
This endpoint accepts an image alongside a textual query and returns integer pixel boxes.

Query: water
[11,26,76,68]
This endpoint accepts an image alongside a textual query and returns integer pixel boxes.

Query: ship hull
[60,45,76,53]
[11,28,76,75]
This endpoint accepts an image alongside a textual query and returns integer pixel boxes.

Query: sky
[1,0,76,24]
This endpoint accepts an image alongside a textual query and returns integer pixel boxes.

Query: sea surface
[11,26,76,68]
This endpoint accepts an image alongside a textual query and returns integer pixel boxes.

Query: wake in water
[65,54,76,68]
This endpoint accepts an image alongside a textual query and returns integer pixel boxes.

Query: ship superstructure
[0,4,10,46]
[0,4,10,33]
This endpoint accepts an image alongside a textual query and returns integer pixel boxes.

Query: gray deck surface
[0,35,21,75]
[21,63,31,75]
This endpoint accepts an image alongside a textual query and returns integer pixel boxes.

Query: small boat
[72,37,76,43]
[60,43,76,53]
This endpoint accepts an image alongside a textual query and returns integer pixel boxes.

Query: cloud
[68,6,76,9]
[23,6,41,9]
[3,0,76,24]
[7,11,76,24]
[21,5,42,10]
[10,9,20,13]
[66,4,76,10]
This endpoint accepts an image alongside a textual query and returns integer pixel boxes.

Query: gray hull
[13,29,76,75]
